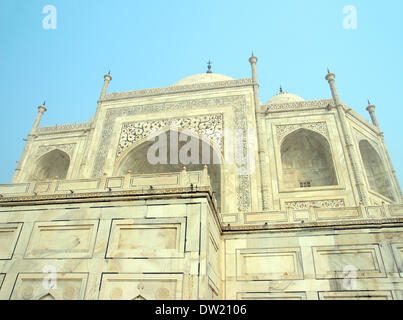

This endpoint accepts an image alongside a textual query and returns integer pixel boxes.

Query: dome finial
[206,60,212,74]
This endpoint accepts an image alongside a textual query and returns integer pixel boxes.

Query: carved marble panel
[10,273,88,300]
[99,273,183,300]
[391,243,403,277]
[0,223,22,260]
[312,244,386,279]
[236,247,303,281]
[106,218,186,258]
[24,220,99,259]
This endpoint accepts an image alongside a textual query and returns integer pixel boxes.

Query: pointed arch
[30,149,70,181]
[359,140,395,200]
[280,129,337,188]
[38,293,56,300]
[115,129,222,211]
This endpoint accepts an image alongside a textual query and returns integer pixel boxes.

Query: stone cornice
[222,217,403,233]
[35,122,91,135]
[0,186,214,207]
[265,99,334,113]
[101,78,253,102]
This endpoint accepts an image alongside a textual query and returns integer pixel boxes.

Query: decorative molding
[35,123,90,134]
[33,143,76,159]
[103,78,253,101]
[116,114,224,158]
[92,95,250,212]
[265,99,334,112]
[276,122,329,143]
[285,199,345,210]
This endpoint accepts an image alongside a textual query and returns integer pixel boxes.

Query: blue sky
[0,0,402,185]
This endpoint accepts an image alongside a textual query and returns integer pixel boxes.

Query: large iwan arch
[115,130,222,211]
[30,149,70,181]
[280,129,337,188]
[359,140,395,201]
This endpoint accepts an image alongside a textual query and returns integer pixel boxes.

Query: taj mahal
[0,54,402,300]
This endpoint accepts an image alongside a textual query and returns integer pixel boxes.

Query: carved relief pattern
[276,122,329,143]
[265,99,334,112]
[116,114,224,158]
[103,78,253,101]
[91,95,251,212]
[285,199,345,210]
[35,123,90,133]
[34,143,76,159]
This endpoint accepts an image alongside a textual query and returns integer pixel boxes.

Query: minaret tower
[249,53,270,210]
[325,69,369,205]
[366,100,403,201]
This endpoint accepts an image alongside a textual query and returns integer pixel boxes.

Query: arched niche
[115,130,222,211]
[280,129,338,188]
[359,140,395,201]
[30,149,70,181]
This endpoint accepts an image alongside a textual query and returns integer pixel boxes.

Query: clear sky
[0,0,402,185]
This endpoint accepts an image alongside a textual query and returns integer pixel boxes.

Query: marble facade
[0,55,402,299]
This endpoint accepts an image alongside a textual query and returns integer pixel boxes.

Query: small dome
[267,92,305,104]
[172,73,234,86]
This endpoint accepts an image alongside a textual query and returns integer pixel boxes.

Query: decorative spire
[206,60,212,74]
[327,67,331,74]
[43,100,46,106]
[108,70,111,75]
[280,85,283,93]
[368,99,371,106]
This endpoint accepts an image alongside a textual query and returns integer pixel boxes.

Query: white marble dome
[172,73,234,86]
[267,92,305,104]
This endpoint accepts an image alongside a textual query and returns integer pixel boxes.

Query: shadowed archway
[359,140,395,201]
[115,130,222,211]
[280,129,337,188]
[30,149,70,181]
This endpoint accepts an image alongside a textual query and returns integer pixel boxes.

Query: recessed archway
[115,130,222,211]
[359,140,395,201]
[280,129,337,188]
[30,149,70,181]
